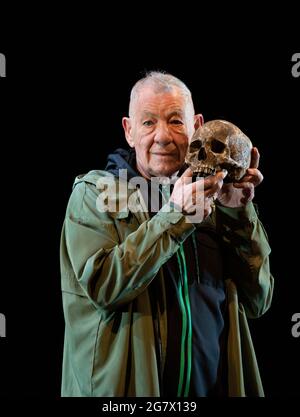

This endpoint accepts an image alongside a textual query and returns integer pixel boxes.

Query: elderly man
[60,71,273,397]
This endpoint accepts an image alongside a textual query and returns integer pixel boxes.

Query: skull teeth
[194,166,216,176]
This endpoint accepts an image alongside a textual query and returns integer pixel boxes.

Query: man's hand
[170,167,227,221]
[217,147,263,208]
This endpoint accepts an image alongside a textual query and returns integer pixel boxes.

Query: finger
[242,183,254,198]
[236,169,263,187]
[180,167,196,188]
[204,171,228,196]
[203,170,227,189]
[245,168,264,185]
[246,168,259,176]
[216,169,228,180]
[203,198,213,218]
[240,186,255,205]
[250,147,260,169]
[193,194,214,207]
[204,188,219,199]
[180,167,193,178]
[192,170,227,194]
[191,176,205,193]
[233,181,254,189]
[204,205,212,218]
[237,183,254,202]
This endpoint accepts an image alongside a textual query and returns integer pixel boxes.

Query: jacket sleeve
[61,181,195,311]
[215,202,274,318]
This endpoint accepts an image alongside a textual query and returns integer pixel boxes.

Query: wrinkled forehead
[137,86,187,105]
[133,85,193,116]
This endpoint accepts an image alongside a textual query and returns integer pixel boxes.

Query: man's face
[123,86,200,179]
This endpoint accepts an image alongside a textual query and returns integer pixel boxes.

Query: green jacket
[60,170,274,397]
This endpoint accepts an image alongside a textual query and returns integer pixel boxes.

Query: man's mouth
[151,152,176,157]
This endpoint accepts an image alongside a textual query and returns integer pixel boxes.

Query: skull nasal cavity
[198,147,207,160]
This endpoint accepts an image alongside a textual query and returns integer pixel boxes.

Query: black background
[0,6,299,403]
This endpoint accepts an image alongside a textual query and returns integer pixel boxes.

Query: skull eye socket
[189,139,202,152]
[211,139,226,153]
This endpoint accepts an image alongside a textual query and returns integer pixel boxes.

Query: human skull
[185,120,252,182]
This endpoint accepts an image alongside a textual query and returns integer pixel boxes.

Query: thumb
[216,169,228,180]
[180,167,193,178]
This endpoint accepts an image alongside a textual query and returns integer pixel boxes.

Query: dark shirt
[162,227,228,397]
[105,148,228,397]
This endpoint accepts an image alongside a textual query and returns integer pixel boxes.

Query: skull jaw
[220,164,247,182]
[192,163,247,183]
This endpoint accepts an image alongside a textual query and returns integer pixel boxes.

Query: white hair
[128,71,195,118]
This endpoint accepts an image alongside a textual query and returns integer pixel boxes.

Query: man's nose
[154,122,173,145]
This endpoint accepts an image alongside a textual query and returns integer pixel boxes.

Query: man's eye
[170,120,183,125]
[143,120,154,126]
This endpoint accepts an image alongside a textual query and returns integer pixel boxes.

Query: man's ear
[122,117,135,148]
[194,114,204,130]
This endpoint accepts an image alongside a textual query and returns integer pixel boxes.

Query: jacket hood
[72,148,139,192]
[105,148,138,181]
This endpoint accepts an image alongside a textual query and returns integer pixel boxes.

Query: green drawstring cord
[179,244,192,397]
[176,249,187,397]
[159,185,195,397]
[176,244,193,397]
